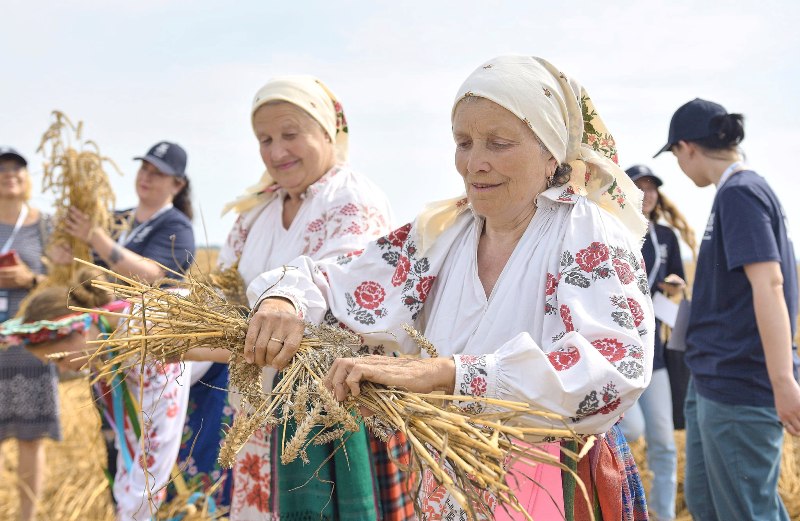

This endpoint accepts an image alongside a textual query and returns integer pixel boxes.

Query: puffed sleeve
[451,199,654,434]
[113,361,191,521]
[247,216,469,353]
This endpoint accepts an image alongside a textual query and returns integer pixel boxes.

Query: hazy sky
[3,0,798,255]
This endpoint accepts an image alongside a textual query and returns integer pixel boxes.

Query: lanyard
[647,222,662,288]
[117,204,172,246]
[717,161,746,189]
[1,204,29,255]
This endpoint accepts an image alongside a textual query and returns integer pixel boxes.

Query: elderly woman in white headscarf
[196,76,412,520]
[244,57,654,520]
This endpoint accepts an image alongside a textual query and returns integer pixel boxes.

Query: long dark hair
[173,178,193,221]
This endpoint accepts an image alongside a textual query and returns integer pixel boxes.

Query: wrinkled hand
[244,297,305,369]
[63,207,97,244]
[657,273,686,297]
[46,242,74,266]
[773,377,800,436]
[0,257,35,289]
[324,355,456,401]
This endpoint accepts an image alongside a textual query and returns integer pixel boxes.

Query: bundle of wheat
[78,260,594,520]
[36,111,120,286]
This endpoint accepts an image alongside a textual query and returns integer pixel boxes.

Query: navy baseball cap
[134,141,187,177]
[625,164,663,187]
[0,146,27,166]
[653,98,728,157]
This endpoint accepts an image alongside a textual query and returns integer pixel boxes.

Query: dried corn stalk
[37,111,121,285]
[77,260,594,520]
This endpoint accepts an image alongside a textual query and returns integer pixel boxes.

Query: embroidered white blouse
[218,164,392,288]
[218,163,392,520]
[247,190,654,435]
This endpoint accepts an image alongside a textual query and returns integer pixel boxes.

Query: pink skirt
[495,442,564,520]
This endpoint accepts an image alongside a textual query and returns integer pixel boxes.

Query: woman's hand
[63,207,99,244]
[46,242,74,266]
[0,257,36,289]
[658,273,686,297]
[773,376,800,436]
[324,355,456,401]
[244,297,305,369]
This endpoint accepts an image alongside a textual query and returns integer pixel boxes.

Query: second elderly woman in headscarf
[191,76,412,520]
[245,57,654,520]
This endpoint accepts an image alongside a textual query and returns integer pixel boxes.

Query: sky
[2,0,799,255]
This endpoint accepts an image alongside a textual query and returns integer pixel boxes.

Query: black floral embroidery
[456,355,488,414]
[572,382,621,421]
[376,224,435,320]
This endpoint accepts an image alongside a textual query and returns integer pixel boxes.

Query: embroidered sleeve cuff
[258,288,307,319]
[453,354,497,412]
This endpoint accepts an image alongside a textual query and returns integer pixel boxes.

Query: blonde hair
[651,192,697,260]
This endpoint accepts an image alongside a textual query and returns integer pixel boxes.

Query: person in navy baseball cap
[653,98,731,157]
[625,164,663,187]
[0,146,28,167]
[659,97,799,521]
[133,141,187,177]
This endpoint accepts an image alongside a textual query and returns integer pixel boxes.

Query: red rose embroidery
[613,258,635,284]
[469,376,487,396]
[387,223,411,247]
[545,273,558,296]
[560,304,574,332]
[548,346,580,371]
[592,338,626,362]
[575,242,609,272]
[416,276,436,302]
[354,281,386,310]
[392,255,411,287]
[166,403,179,418]
[306,218,324,233]
[627,297,644,327]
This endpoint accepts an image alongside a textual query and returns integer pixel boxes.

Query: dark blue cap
[0,146,27,166]
[134,141,187,177]
[653,98,728,157]
[625,164,663,186]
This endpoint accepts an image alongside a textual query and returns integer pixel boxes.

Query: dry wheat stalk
[36,111,121,285]
[76,259,594,520]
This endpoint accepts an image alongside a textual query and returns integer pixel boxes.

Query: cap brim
[652,143,672,158]
[629,173,664,187]
[134,155,178,176]
[0,153,27,166]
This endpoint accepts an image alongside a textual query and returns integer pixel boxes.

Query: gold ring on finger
[269,337,285,344]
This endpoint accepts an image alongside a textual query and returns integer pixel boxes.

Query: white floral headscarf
[222,75,349,215]
[418,55,646,251]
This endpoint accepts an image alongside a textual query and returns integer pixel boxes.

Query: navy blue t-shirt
[686,170,799,406]
[114,207,195,278]
[642,223,685,370]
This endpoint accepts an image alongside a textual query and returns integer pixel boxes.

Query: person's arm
[744,261,800,436]
[113,361,191,520]
[323,199,654,435]
[64,207,167,283]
